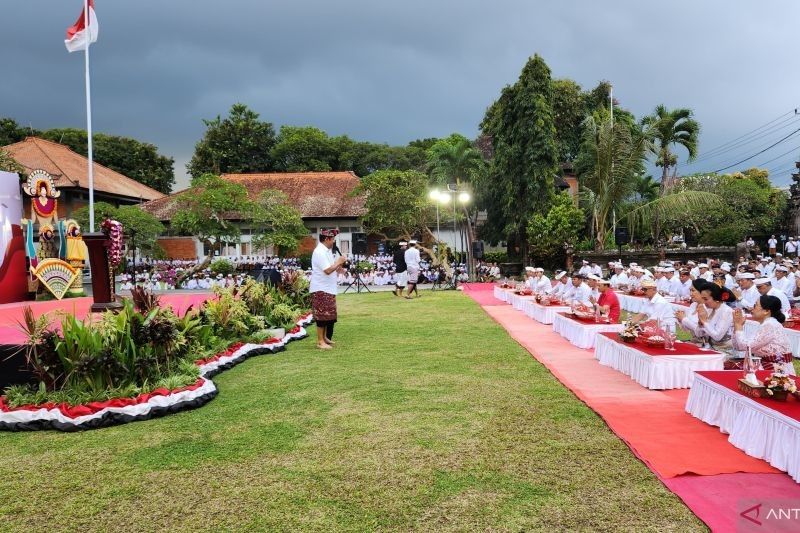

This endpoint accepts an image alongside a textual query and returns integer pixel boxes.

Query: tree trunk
[655,164,668,259]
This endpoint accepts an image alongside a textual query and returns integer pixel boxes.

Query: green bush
[698,222,748,247]
[210,258,235,275]
[482,251,508,264]
[298,252,312,270]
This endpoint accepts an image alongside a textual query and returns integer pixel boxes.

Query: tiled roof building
[5,137,164,203]
[140,172,368,259]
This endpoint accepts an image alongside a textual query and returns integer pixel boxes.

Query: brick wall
[157,237,199,260]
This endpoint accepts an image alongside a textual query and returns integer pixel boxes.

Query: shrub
[210,258,235,276]
[482,251,508,264]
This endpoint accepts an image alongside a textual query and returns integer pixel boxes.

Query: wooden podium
[83,233,123,313]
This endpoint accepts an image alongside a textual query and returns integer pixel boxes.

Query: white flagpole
[83,0,95,232]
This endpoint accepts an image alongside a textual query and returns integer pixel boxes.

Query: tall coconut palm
[643,105,700,186]
[427,136,485,278]
[575,115,651,249]
[642,105,700,251]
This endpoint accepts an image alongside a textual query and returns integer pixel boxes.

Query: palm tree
[642,105,700,251]
[631,174,660,202]
[643,105,700,185]
[575,115,651,249]
[427,137,485,278]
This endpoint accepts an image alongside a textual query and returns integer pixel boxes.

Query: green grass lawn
[0,292,704,531]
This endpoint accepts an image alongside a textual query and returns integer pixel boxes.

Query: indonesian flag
[65,0,99,53]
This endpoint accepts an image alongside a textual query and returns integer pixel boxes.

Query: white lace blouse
[732,316,791,357]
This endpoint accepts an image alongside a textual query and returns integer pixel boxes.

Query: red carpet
[0,294,211,344]
[462,285,800,530]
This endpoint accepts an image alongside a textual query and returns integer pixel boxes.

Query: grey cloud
[4,1,800,189]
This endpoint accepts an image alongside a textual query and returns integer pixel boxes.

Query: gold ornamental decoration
[32,259,80,300]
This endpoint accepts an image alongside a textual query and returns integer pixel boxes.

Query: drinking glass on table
[663,323,676,351]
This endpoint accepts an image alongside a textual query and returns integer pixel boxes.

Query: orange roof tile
[3,137,165,202]
[140,172,366,221]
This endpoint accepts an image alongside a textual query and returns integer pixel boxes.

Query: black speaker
[472,240,484,259]
[352,233,368,255]
[614,227,629,246]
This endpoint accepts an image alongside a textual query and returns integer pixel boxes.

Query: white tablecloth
[617,292,686,315]
[509,293,536,311]
[493,286,513,303]
[524,301,571,325]
[686,373,800,483]
[744,319,800,357]
[617,292,649,314]
[595,334,724,389]
[552,313,624,349]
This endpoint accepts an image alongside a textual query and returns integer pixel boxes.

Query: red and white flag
[65,0,99,53]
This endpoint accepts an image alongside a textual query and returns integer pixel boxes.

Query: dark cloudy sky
[4,1,800,190]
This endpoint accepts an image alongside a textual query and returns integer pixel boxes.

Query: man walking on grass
[404,240,421,299]
[393,241,408,297]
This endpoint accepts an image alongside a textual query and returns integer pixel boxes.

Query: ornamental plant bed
[0,279,314,432]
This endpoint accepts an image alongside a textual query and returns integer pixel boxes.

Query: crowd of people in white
[512,253,800,370]
[117,253,478,291]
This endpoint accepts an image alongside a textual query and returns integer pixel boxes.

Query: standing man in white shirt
[404,240,422,298]
[768,235,778,256]
[310,229,347,350]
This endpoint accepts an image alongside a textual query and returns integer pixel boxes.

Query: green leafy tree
[427,134,485,276]
[37,128,176,194]
[479,54,560,263]
[527,192,585,267]
[171,174,253,258]
[631,175,660,202]
[250,189,309,254]
[73,202,165,256]
[668,169,787,245]
[354,169,434,241]
[271,126,335,172]
[0,117,38,146]
[0,149,24,174]
[187,103,277,178]
[551,79,586,162]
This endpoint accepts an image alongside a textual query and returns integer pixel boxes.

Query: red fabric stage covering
[0,293,212,345]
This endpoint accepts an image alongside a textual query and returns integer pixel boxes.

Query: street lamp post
[428,189,441,244]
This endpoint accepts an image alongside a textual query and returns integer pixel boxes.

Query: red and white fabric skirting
[552,313,624,349]
[493,286,512,303]
[524,302,570,325]
[0,317,312,432]
[595,334,724,389]
[687,373,800,483]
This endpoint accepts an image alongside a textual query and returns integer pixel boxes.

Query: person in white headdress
[755,277,791,315]
[578,260,592,277]
[770,265,793,296]
[610,263,629,289]
[534,267,550,292]
[548,271,568,298]
[733,272,759,311]
[629,279,677,328]
[697,263,713,282]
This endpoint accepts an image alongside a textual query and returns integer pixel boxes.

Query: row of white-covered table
[595,333,725,389]
[551,312,624,349]
[687,371,800,482]
[493,283,800,482]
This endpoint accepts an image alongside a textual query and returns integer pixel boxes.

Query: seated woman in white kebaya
[678,281,735,350]
[732,294,793,372]
[675,279,709,344]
